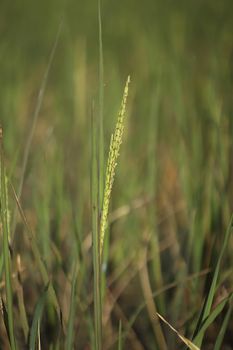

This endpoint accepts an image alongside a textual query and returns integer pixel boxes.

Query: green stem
[0,128,17,350]
[91,104,102,350]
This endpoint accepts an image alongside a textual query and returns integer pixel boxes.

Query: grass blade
[193,215,233,346]
[37,323,42,350]
[194,293,233,342]
[213,295,233,350]
[29,284,49,350]
[91,101,102,350]
[139,247,167,350]
[65,263,78,350]
[0,127,17,350]
[15,255,29,341]
[1,297,12,347]
[156,312,200,350]
[98,0,104,209]
[118,320,122,350]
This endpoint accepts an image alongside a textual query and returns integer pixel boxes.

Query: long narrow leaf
[0,127,17,350]
[29,284,49,350]
[1,297,11,347]
[91,101,102,350]
[118,320,122,350]
[214,295,233,350]
[156,312,200,350]
[65,264,78,350]
[193,215,233,346]
[98,0,104,209]
[194,293,232,341]
[15,258,29,341]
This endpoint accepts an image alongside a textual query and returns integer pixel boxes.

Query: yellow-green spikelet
[100,76,130,256]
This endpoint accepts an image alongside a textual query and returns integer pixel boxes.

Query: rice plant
[0,1,233,349]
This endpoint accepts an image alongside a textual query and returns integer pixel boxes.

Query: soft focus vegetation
[0,0,233,349]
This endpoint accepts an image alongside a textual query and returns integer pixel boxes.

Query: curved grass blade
[194,293,232,342]
[29,284,49,350]
[193,214,233,347]
[213,295,233,350]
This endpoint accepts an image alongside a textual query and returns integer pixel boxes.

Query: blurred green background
[1,0,233,349]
